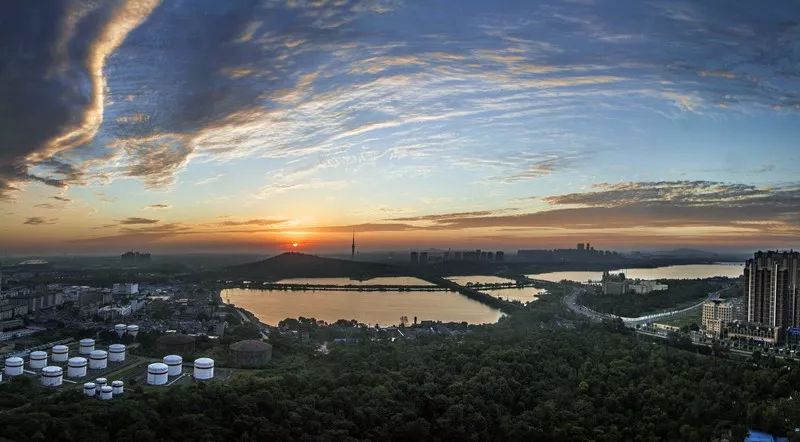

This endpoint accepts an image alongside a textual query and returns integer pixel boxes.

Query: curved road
[564,286,728,327]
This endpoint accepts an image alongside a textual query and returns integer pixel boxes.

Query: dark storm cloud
[0,0,159,198]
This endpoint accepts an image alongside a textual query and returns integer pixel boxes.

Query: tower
[351,231,355,259]
[745,251,800,328]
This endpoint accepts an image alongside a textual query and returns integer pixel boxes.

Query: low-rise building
[725,320,780,345]
[601,271,628,295]
[629,280,669,294]
[112,283,139,296]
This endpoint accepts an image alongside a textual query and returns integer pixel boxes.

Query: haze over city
[1,0,798,255]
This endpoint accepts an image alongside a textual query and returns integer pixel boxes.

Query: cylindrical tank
[51,344,69,362]
[99,385,113,400]
[67,357,88,378]
[95,377,107,394]
[114,324,127,338]
[4,357,24,377]
[108,344,126,362]
[147,362,169,385]
[83,382,96,397]
[29,351,48,369]
[89,350,108,370]
[157,334,196,355]
[163,355,183,376]
[41,366,63,387]
[193,358,214,380]
[112,380,124,395]
[79,338,95,355]
[126,324,139,338]
[229,340,273,368]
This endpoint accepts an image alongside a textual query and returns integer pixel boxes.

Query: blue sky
[1,0,798,254]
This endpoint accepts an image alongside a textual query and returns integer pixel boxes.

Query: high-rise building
[702,299,733,337]
[744,251,800,329]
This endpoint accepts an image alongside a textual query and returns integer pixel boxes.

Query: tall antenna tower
[351,231,356,259]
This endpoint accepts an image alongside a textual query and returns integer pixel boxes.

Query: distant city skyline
[1,1,798,254]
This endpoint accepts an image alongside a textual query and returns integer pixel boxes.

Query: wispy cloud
[24,217,58,225]
[144,203,172,210]
[119,217,160,225]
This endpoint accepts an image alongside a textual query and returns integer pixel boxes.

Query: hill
[224,252,402,280]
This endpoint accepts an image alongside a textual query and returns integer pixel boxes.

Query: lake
[528,263,744,283]
[223,288,504,327]
[446,275,546,304]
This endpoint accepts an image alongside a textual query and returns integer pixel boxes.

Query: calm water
[489,287,547,304]
[528,263,744,283]
[447,275,515,285]
[446,275,545,304]
[223,288,503,327]
[276,276,435,286]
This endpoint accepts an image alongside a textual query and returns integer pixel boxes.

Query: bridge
[237,283,452,292]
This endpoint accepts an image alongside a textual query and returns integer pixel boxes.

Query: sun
[292,242,299,248]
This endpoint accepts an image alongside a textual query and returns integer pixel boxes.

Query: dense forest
[578,279,731,317]
[0,287,797,441]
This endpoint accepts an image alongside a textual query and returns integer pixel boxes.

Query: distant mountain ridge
[225,252,402,280]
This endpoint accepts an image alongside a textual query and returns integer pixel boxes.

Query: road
[563,285,730,327]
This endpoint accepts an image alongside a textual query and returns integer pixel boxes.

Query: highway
[563,285,730,327]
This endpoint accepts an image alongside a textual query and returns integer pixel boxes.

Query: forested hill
[224,252,402,280]
[0,288,797,440]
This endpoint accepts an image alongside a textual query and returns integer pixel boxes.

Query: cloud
[51,196,71,202]
[377,181,800,235]
[24,217,57,225]
[119,217,160,225]
[0,0,160,198]
[217,218,285,226]
[144,203,171,210]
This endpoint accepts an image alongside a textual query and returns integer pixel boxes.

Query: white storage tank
[4,357,24,377]
[41,366,63,387]
[126,324,139,338]
[193,358,214,380]
[147,362,169,385]
[95,377,107,394]
[29,351,48,370]
[108,344,126,362]
[83,382,96,397]
[79,338,95,355]
[51,344,69,362]
[114,324,127,338]
[111,380,124,395]
[163,355,183,376]
[99,385,113,400]
[67,357,88,378]
[89,350,108,370]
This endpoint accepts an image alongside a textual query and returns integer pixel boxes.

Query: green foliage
[0,287,796,440]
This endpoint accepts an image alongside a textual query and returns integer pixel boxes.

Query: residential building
[601,271,628,295]
[112,283,139,296]
[629,280,669,294]
[725,320,781,345]
[744,251,799,330]
[702,299,733,337]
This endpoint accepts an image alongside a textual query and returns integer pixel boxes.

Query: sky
[1,0,799,256]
